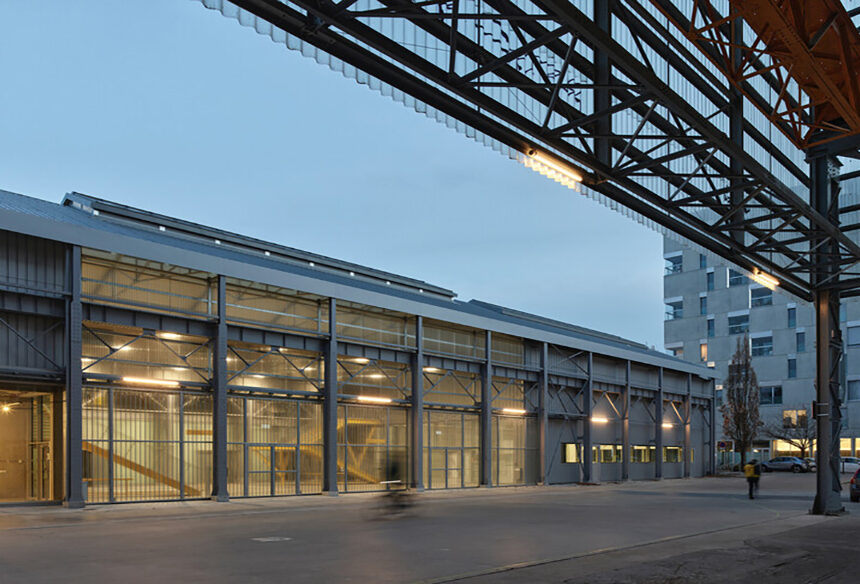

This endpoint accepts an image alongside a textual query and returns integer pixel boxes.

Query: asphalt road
[0,474,853,583]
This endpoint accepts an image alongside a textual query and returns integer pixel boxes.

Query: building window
[562,443,580,463]
[715,389,723,404]
[592,445,622,463]
[848,380,860,401]
[848,326,860,346]
[728,314,749,335]
[751,336,773,356]
[631,445,655,463]
[665,300,683,321]
[706,271,715,291]
[788,307,797,328]
[841,304,847,322]
[783,409,807,428]
[699,343,708,362]
[796,331,805,353]
[665,255,682,275]
[707,318,715,338]
[760,386,783,405]
[728,269,745,287]
[699,296,707,315]
[788,358,797,378]
[750,287,772,307]
[699,254,707,269]
[670,346,684,358]
[663,446,683,463]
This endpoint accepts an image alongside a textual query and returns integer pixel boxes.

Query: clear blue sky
[0,0,664,348]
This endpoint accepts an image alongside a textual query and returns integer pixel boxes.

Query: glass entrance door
[0,390,54,503]
[247,444,299,496]
[429,447,463,489]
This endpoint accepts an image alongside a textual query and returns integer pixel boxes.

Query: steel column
[684,373,692,478]
[211,275,229,501]
[539,342,549,485]
[65,245,84,508]
[655,367,663,480]
[622,360,630,481]
[411,315,424,491]
[709,379,717,475]
[480,331,493,486]
[811,154,844,515]
[323,297,339,495]
[582,352,593,483]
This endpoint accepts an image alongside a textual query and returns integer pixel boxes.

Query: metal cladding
[0,189,715,505]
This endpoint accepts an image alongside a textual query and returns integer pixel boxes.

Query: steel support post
[709,379,717,475]
[323,297,339,495]
[480,331,493,487]
[655,367,663,480]
[811,154,844,515]
[65,245,84,508]
[622,360,630,481]
[729,18,745,247]
[411,316,424,491]
[211,275,229,501]
[539,342,549,485]
[582,352,593,483]
[684,373,692,478]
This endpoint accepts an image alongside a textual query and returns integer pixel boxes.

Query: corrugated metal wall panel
[0,311,65,371]
[0,230,67,293]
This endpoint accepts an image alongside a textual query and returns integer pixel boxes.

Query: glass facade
[492,415,538,486]
[82,387,212,503]
[227,396,323,497]
[423,410,480,489]
[337,404,408,492]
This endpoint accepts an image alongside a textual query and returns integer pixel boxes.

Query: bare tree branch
[720,334,762,466]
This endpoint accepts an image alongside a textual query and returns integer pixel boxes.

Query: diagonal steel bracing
[198,0,860,299]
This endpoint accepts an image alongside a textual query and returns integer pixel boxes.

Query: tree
[721,334,762,466]
[761,406,815,458]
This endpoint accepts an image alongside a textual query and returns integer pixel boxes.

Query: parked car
[840,457,860,474]
[804,457,816,471]
[850,468,860,503]
[761,456,810,473]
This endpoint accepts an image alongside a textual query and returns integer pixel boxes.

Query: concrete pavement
[0,474,854,583]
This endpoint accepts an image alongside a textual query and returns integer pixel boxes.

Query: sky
[0,0,665,349]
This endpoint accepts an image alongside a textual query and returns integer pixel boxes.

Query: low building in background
[0,189,713,506]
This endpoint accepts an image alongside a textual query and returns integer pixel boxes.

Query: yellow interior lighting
[750,269,779,290]
[422,367,444,373]
[121,377,180,388]
[356,395,392,404]
[523,149,584,188]
[662,423,674,429]
[591,416,609,424]
[501,408,527,415]
[1,404,11,413]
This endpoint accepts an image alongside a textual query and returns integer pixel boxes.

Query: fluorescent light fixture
[750,269,779,290]
[1,404,10,413]
[367,373,385,379]
[591,416,609,424]
[422,367,444,373]
[356,395,392,404]
[121,377,180,388]
[662,423,673,429]
[157,332,183,341]
[501,408,527,415]
[352,358,370,364]
[523,149,584,188]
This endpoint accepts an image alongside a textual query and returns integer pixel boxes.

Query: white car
[839,457,860,474]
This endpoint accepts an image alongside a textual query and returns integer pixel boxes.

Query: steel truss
[203,0,860,300]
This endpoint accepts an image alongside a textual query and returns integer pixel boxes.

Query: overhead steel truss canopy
[201,0,860,301]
